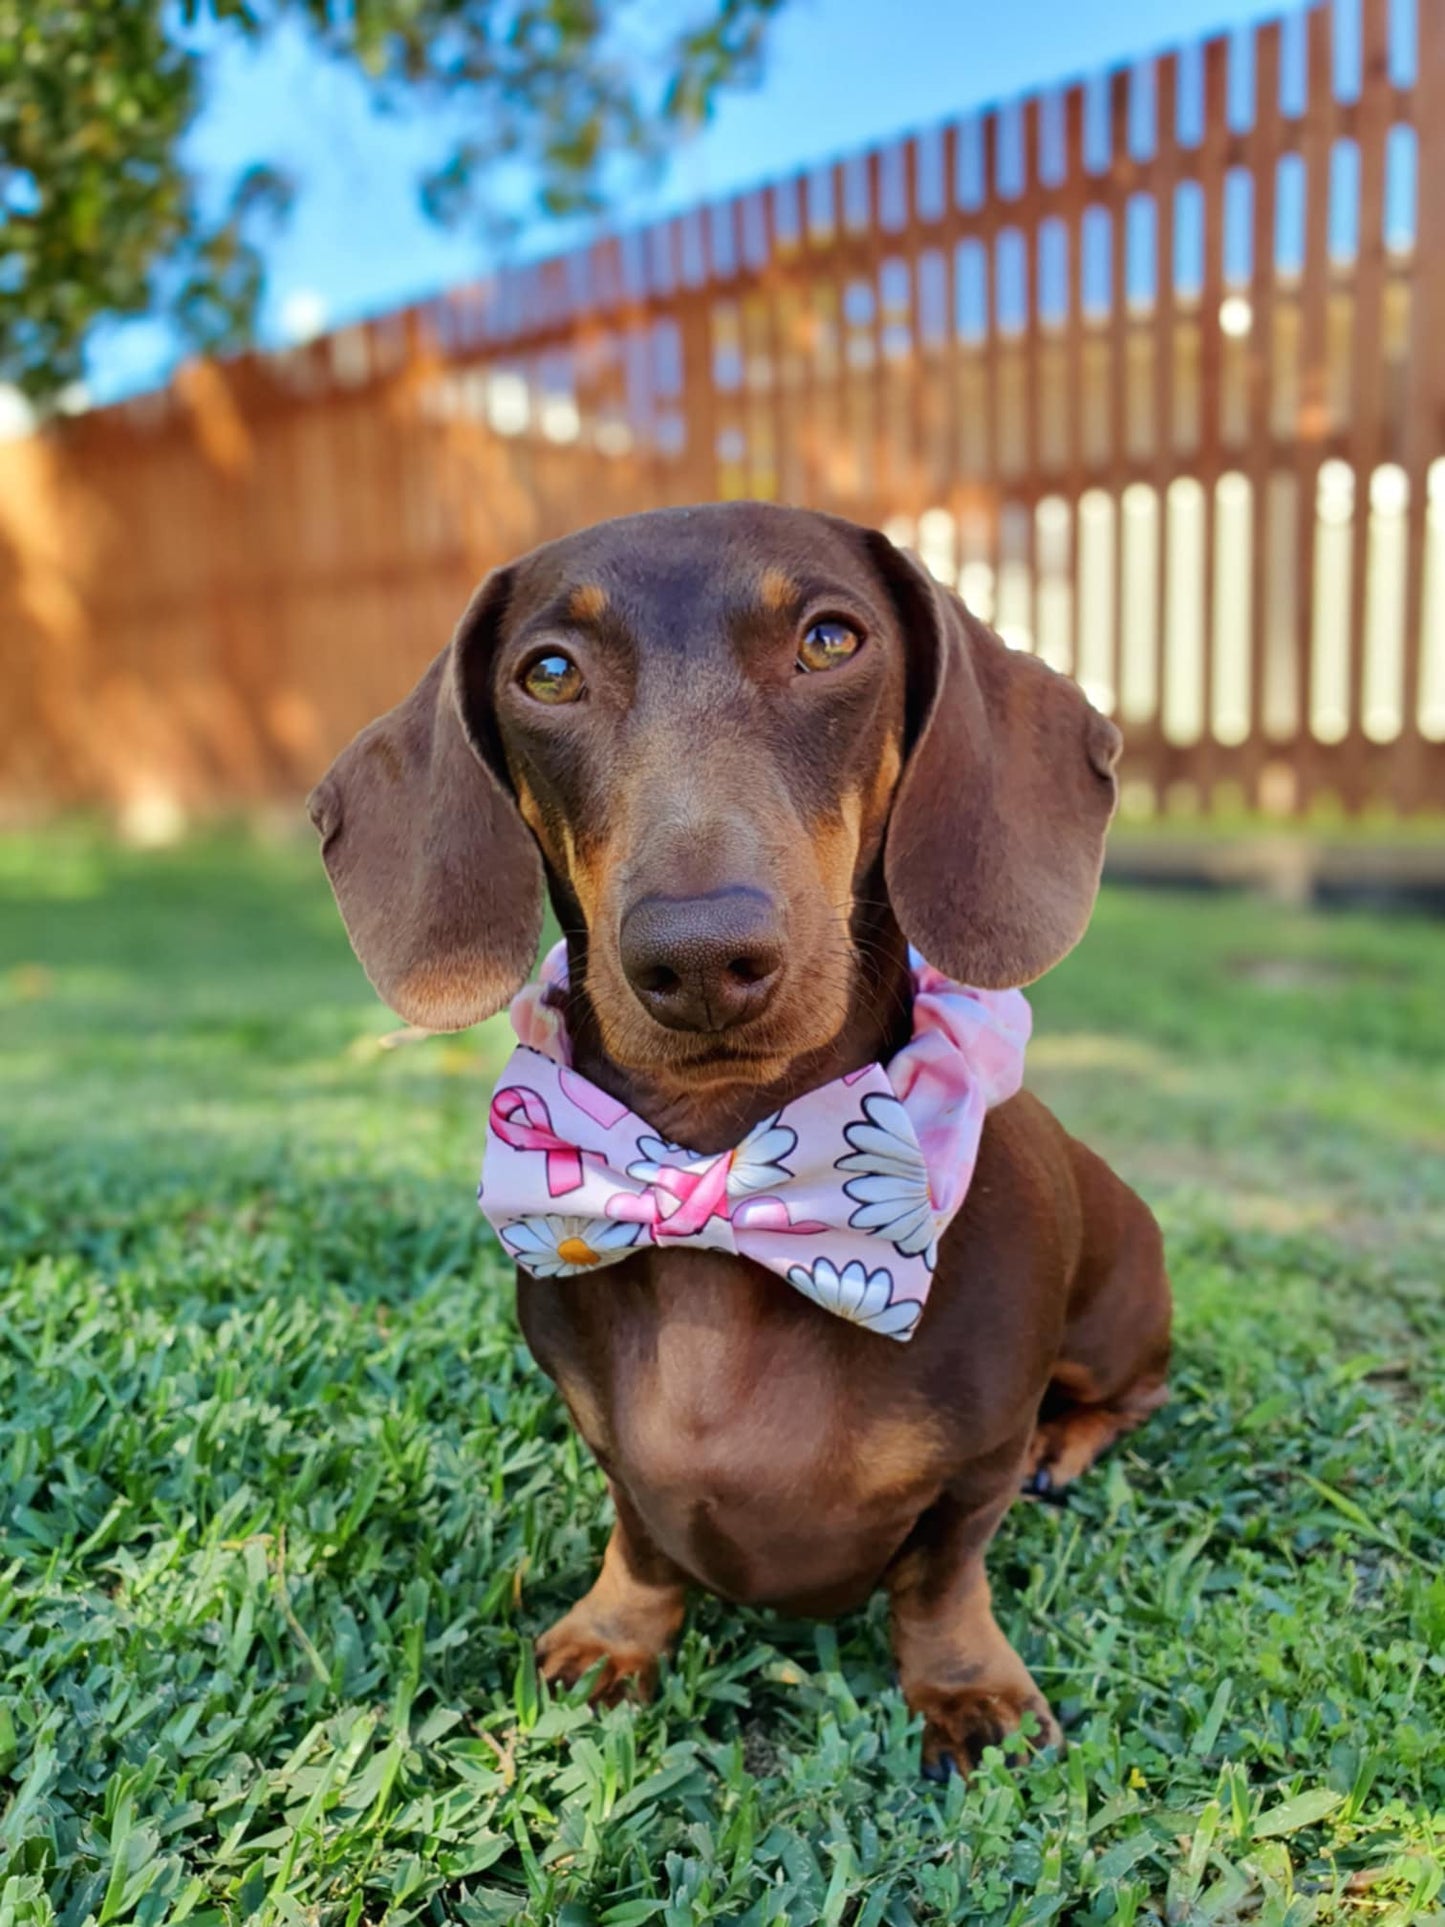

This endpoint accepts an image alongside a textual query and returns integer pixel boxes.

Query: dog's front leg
[886,1476,1061,1778]
[536,1482,688,1705]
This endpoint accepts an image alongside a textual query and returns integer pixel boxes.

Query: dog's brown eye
[797,619,862,673]
[521,652,585,704]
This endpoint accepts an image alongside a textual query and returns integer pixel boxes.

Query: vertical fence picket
[901,135,930,520]
[1143,52,1181,808]
[864,149,891,531]
[1343,0,1392,807]
[1061,84,1089,676]
[939,122,966,574]
[1292,0,1337,812]
[1398,0,1445,807]
[756,184,788,506]
[1104,66,1133,733]
[1245,20,1283,809]
[1193,35,1230,806]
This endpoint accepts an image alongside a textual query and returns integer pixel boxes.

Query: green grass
[2,826,1442,1927]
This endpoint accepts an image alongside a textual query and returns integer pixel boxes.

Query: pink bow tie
[479,945,1029,1342]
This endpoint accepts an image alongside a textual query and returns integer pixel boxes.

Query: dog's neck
[560,901,915,1157]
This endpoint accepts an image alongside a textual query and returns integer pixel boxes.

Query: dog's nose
[619,888,785,1032]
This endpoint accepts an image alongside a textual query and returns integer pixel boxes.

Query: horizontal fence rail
[1,0,1442,823]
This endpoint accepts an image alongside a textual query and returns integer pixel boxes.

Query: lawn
[1,828,1442,1927]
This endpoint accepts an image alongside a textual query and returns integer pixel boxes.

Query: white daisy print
[784,1257,922,1340]
[726,1114,798,1197]
[499,1214,640,1277]
[838,1093,937,1262]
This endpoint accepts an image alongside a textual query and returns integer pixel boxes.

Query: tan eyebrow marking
[758,566,798,613]
[567,582,609,623]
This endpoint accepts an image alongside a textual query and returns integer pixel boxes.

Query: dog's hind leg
[1024,1136,1172,1497]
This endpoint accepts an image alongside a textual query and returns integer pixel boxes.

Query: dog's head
[309,503,1120,1081]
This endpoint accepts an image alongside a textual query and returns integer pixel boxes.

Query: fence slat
[1061,83,1089,677]
[1144,52,1181,802]
[1397,0,1445,808]
[1245,19,1283,806]
[1290,0,1337,813]
[1341,0,1392,807]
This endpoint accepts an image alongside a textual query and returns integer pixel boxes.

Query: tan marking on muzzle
[514,774,546,840]
[516,777,596,913]
[559,823,612,923]
[813,790,866,914]
[874,734,903,807]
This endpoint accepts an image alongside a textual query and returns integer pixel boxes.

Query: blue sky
[88,0,1310,400]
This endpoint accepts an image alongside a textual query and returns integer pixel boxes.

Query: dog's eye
[797,619,862,673]
[521,652,585,704]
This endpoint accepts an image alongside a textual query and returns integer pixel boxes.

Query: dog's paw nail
[921,1751,957,1783]
[1025,1466,1070,1505]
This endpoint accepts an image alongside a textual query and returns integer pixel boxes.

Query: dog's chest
[619,1311,848,1498]
[524,1250,950,1604]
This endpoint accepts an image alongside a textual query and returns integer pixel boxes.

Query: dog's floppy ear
[306,570,544,1029]
[873,535,1122,988]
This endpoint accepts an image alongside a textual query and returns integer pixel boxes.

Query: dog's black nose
[619,888,785,1033]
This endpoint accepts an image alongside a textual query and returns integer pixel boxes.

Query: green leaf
[1251,1788,1344,1840]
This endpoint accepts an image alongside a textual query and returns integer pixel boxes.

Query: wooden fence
[2,0,1443,824]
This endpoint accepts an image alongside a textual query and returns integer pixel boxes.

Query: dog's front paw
[914,1683,1062,1780]
[536,1607,666,1706]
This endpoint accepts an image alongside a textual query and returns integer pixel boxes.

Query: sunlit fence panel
[1,0,1441,821]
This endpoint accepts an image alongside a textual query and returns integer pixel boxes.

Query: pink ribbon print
[605,1129,828,1244]
[488,1085,588,1197]
[478,946,1030,1342]
[610,1153,733,1238]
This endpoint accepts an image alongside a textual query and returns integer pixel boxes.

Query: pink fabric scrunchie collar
[479,944,1029,1341]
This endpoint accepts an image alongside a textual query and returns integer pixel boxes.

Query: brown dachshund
[309,502,1171,1775]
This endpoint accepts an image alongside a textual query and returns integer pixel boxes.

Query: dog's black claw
[921,1751,957,1783]
[1024,1466,1069,1506]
